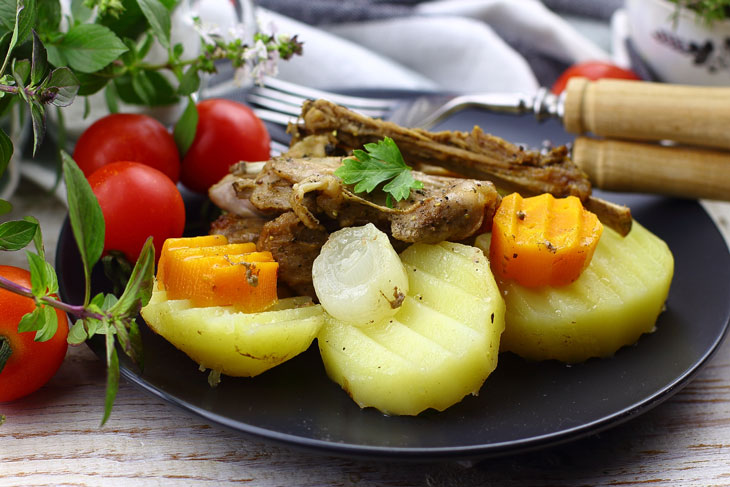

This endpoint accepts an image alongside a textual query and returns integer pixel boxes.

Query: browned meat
[210,213,268,244]
[289,99,632,235]
[290,99,590,199]
[257,211,330,297]
[246,156,500,244]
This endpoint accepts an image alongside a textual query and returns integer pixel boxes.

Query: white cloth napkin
[258,0,611,93]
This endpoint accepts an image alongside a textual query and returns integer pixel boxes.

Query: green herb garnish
[334,137,423,208]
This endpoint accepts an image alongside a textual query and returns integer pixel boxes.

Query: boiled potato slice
[141,291,324,377]
[475,221,674,362]
[318,242,505,416]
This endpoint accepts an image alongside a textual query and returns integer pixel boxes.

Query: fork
[228,76,557,130]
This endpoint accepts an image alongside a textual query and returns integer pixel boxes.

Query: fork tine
[258,76,398,113]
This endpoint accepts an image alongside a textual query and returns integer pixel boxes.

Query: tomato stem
[0,275,105,322]
[0,337,11,375]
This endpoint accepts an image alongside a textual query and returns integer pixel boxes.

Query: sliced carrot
[489,193,603,287]
[156,234,278,312]
[156,235,229,289]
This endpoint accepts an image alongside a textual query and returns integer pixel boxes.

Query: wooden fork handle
[571,137,730,201]
[563,78,730,150]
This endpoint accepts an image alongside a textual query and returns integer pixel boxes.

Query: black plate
[56,107,730,460]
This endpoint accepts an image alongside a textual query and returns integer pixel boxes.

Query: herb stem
[0,275,106,321]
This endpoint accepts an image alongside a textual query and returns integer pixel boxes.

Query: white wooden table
[1,182,729,487]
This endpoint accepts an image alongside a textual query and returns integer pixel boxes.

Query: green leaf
[177,65,200,96]
[0,337,12,375]
[136,0,171,49]
[0,127,13,180]
[56,23,128,73]
[33,305,57,342]
[23,215,43,258]
[12,58,30,88]
[173,96,197,156]
[17,307,43,333]
[109,237,154,318]
[334,137,422,208]
[0,200,11,216]
[127,318,143,370]
[67,319,88,344]
[18,0,37,44]
[29,100,44,155]
[70,0,93,24]
[101,342,119,426]
[75,72,109,97]
[17,304,57,341]
[97,0,147,40]
[61,151,105,305]
[104,82,119,113]
[43,67,80,107]
[0,1,21,75]
[26,250,58,295]
[31,30,48,85]
[0,219,37,250]
[35,0,61,34]
[136,33,154,60]
[116,70,177,106]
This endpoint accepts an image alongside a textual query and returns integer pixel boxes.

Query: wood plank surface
[1,182,729,486]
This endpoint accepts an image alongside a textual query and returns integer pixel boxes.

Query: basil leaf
[104,82,119,114]
[31,30,48,86]
[36,0,61,34]
[101,340,119,426]
[117,70,177,106]
[173,96,197,156]
[0,219,37,250]
[33,305,57,342]
[43,67,80,107]
[62,151,105,304]
[127,318,144,370]
[177,65,200,96]
[17,0,37,44]
[76,72,109,97]
[0,200,11,216]
[17,307,43,333]
[0,1,22,75]
[26,250,58,295]
[12,58,30,88]
[67,319,88,344]
[136,0,170,49]
[29,100,44,156]
[70,0,93,24]
[56,24,128,73]
[109,237,154,317]
[0,127,13,180]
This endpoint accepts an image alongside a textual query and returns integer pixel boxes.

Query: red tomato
[88,161,186,263]
[0,266,69,402]
[181,99,270,193]
[551,61,641,94]
[74,113,181,182]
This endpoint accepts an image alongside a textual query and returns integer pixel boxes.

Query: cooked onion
[312,223,409,325]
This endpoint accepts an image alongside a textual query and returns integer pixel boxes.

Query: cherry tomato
[181,99,270,193]
[74,113,181,182]
[0,266,69,403]
[88,161,186,263]
[551,61,641,94]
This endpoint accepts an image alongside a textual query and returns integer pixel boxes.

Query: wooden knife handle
[563,78,730,150]
[571,137,730,201]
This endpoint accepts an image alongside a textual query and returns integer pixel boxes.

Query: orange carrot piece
[158,243,258,291]
[156,235,229,288]
[489,193,603,287]
[165,255,278,312]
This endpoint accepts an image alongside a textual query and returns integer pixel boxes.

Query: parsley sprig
[334,137,423,208]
